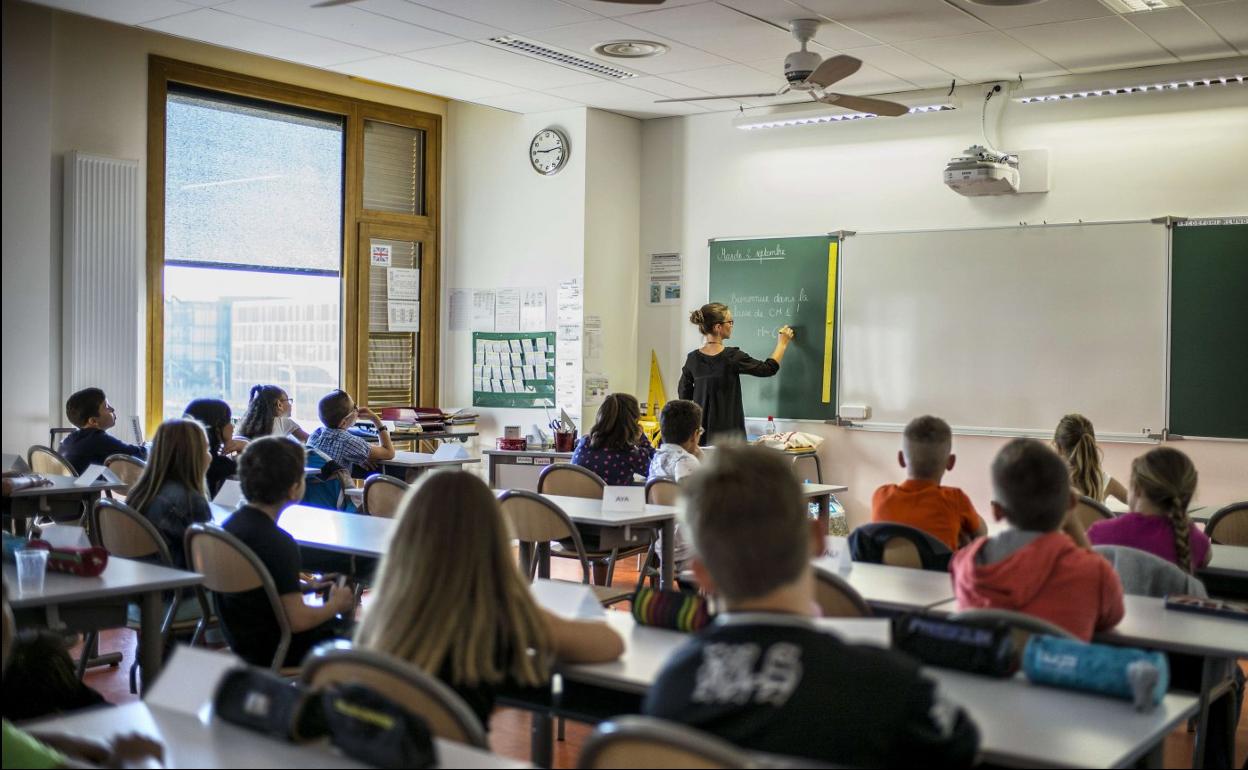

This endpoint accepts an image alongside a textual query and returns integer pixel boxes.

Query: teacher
[678,302,794,445]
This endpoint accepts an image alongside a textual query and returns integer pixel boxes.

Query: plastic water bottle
[765,416,776,435]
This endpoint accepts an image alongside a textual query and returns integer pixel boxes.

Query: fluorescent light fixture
[1013,59,1247,105]
[1099,0,1183,12]
[1016,74,1244,104]
[735,103,954,130]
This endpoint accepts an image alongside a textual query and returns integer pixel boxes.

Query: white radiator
[62,151,142,438]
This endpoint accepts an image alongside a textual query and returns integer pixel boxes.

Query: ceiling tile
[330,55,525,100]
[1190,1,1248,52]
[400,0,599,34]
[715,0,879,49]
[663,63,785,95]
[1007,15,1178,72]
[559,0,705,17]
[621,3,804,61]
[629,75,748,110]
[467,90,584,113]
[791,0,991,43]
[142,8,378,66]
[898,31,1066,82]
[215,0,460,55]
[32,0,199,25]
[837,44,955,88]
[1125,7,1237,60]
[527,19,734,75]
[545,80,709,117]
[403,42,602,89]
[354,0,505,40]
[947,0,1113,29]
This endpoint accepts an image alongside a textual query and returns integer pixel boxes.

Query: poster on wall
[648,252,682,305]
[387,301,420,332]
[556,278,583,418]
[520,288,546,332]
[472,331,556,408]
[495,288,521,332]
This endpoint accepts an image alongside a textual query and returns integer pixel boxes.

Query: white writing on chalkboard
[729,289,811,332]
[717,244,787,263]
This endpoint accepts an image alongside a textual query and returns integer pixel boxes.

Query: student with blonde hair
[1054,414,1127,504]
[126,419,213,570]
[356,470,623,725]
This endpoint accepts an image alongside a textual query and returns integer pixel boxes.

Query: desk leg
[530,711,553,768]
[817,494,830,540]
[138,590,162,697]
[660,519,675,591]
[537,542,551,580]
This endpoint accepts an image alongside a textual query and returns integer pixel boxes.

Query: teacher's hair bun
[689,309,705,326]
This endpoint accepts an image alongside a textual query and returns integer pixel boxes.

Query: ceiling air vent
[486,36,639,80]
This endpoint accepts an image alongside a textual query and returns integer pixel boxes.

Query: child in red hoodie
[951,438,1124,641]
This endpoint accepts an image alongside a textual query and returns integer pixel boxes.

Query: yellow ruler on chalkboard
[822,241,837,404]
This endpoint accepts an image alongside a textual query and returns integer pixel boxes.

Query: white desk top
[814,559,955,612]
[21,702,529,769]
[483,448,573,458]
[498,492,679,528]
[4,557,202,609]
[387,451,480,468]
[211,504,394,559]
[926,668,1198,769]
[801,482,848,496]
[5,473,127,498]
[1096,593,1248,658]
[1202,543,1248,579]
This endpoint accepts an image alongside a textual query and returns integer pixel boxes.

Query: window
[147,58,441,432]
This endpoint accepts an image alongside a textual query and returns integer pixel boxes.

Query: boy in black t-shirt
[217,438,355,668]
[643,445,980,768]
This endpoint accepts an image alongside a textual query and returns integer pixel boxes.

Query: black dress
[678,347,779,444]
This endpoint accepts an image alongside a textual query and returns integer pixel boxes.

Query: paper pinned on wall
[495,288,521,332]
[584,315,603,361]
[471,290,496,331]
[557,279,582,325]
[371,244,392,267]
[387,301,420,332]
[387,267,419,300]
[450,289,472,332]
[649,252,681,279]
[584,373,609,408]
[521,288,546,332]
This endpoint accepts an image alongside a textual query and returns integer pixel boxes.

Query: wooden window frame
[145,56,441,430]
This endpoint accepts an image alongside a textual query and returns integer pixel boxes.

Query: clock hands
[533,147,561,154]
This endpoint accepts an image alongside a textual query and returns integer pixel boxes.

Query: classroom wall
[637,75,1248,524]
[0,1,446,453]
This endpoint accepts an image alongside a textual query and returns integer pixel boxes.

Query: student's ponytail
[237,384,285,440]
[1130,448,1197,572]
[1054,414,1104,501]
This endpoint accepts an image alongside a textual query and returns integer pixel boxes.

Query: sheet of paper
[584,314,603,360]
[40,524,90,548]
[495,288,520,332]
[386,267,419,301]
[530,579,606,620]
[661,280,681,305]
[649,252,682,280]
[212,479,244,508]
[449,289,472,332]
[521,288,546,332]
[584,373,609,408]
[370,243,392,267]
[145,645,242,719]
[557,278,582,325]
[387,300,420,332]
[471,290,496,331]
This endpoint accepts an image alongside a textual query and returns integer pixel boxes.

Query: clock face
[530,129,567,175]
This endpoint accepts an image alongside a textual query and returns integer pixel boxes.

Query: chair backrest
[813,568,872,618]
[302,641,488,748]
[645,478,681,506]
[184,523,291,670]
[538,463,605,499]
[362,474,409,518]
[1071,495,1114,531]
[580,716,754,769]
[951,608,1077,657]
[28,445,76,477]
[89,498,170,564]
[882,537,923,569]
[103,454,146,491]
[849,522,952,572]
[1206,502,1248,546]
[498,490,591,584]
[1092,545,1207,599]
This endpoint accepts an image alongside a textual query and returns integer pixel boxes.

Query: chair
[103,454,146,498]
[635,478,682,594]
[28,445,76,477]
[1205,502,1248,546]
[302,641,488,748]
[813,568,872,618]
[848,523,952,572]
[1093,545,1208,598]
[498,489,632,606]
[951,608,1077,661]
[538,464,652,587]
[184,523,295,672]
[361,474,409,518]
[580,716,756,769]
[1071,495,1114,531]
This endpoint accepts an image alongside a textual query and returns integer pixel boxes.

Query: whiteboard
[837,222,1167,438]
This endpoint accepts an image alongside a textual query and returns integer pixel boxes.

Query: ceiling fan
[655,19,910,117]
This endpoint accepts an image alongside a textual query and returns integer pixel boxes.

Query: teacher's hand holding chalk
[778,325,795,342]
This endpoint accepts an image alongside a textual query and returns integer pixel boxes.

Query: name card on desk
[146,645,241,720]
[432,442,469,461]
[212,479,244,509]
[603,486,644,512]
[74,464,122,487]
[40,523,90,549]
[825,536,853,573]
[530,579,606,620]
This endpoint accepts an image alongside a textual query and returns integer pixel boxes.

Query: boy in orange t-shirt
[871,415,986,550]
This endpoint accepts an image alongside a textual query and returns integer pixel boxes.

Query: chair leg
[76,632,97,679]
[591,561,610,587]
[129,658,139,695]
[604,548,621,585]
[557,717,565,742]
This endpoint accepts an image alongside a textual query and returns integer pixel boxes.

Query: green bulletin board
[472,331,556,408]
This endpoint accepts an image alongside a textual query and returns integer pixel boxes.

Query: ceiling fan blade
[805,55,862,88]
[654,92,783,103]
[592,0,666,4]
[817,92,910,117]
[311,0,361,7]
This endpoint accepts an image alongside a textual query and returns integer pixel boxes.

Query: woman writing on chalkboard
[679,302,794,444]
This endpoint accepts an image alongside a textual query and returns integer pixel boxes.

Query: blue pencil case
[1023,635,1168,711]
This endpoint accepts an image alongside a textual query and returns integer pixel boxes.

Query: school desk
[1201,544,1248,581]
[210,503,394,559]
[812,558,955,613]
[20,701,530,769]
[381,450,480,482]
[4,473,128,532]
[483,447,573,490]
[4,557,202,696]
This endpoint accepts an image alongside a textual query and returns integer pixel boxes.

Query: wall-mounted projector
[944,144,1019,196]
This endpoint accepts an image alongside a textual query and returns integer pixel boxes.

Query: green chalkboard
[708,235,838,421]
[1168,221,1248,439]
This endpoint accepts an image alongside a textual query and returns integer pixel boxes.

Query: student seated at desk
[871,415,986,550]
[951,438,1125,641]
[1054,413,1128,505]
[126,419,212,570]
[647,399,704,483]
[236,384,309,443]
[356,470,623,727]
[643,445,979,767]
[183,399,246,499]
[218,438,356,668]
[1087,447,1211,572]
[571,393,654,486]
[58,387,146,475]
[3,588,164,769]
[306,390,394,476]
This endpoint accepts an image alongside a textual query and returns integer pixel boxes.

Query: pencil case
[891,614,1016,677]
[24,540,109,577]
[1023,635,1168,711]
[632,587,713,632]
